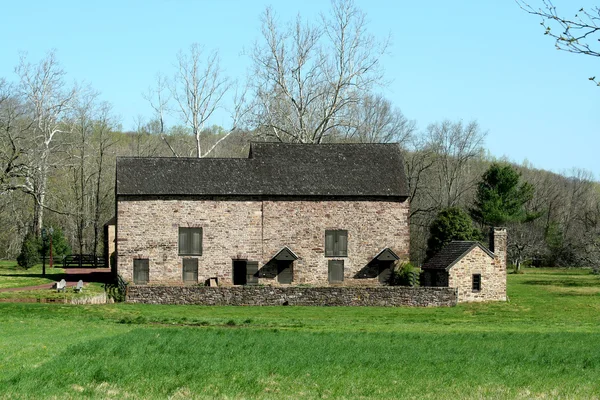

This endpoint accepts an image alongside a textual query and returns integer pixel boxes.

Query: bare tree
[343,94,416,144]
[143,73,178,156]
[425,120,486,209]
[0,79,32,194]
[249,0,389,143]
[16,51,77,235]
[517,0,599,84]
[171,44,233,158]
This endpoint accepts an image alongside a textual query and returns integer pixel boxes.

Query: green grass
[0,268,599,399]
[0,260,65,289]
[0,261,106,301]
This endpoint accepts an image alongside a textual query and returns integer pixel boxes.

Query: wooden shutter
[133,259,149,284]
[337,230,348,256]
[277,261,293,284]
[178,229,188,255]
[325,230,335,257]
[183,258,198,283]
[246,261,259,285]
[191,228,202,255]
[328,260,344,283]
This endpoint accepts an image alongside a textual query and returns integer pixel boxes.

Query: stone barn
[115,143,411,288]
[420,228,507,302]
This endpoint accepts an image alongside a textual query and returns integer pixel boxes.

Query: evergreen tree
[426,208,482,260]
[17,234,40,269]
[470,163,536,226]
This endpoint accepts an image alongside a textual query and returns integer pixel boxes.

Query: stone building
[420,228,507,302]
[115,143,410,287]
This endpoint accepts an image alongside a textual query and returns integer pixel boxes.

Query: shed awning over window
[271,246,299,261]
[373,248,399,262]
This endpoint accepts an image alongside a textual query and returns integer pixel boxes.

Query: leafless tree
[0,79,32,194]
[425,120,487,209]
[517,0,599,84]
[143,73,178,156]
[342,94,416,144]
[249,0,389,143]
[16,51,77,235]
[171,44,235,158]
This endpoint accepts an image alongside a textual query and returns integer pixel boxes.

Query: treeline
[0,0,598,269]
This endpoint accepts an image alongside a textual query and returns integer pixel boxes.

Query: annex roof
[116,142,408,198]
[421,241,495,271]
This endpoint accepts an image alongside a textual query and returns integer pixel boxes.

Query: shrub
[392,261,419,286]
[17,234,40,269]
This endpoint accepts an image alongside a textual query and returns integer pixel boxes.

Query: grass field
[0,268,599,399]
[0,261,105,301]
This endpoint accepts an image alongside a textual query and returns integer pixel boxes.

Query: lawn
[0,261,106,301]
[0,260,65,289]
[0,268,599,399]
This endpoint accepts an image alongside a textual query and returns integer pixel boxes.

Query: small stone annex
[420,228,507,302]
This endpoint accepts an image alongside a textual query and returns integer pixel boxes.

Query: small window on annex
[472,274,481,292]
[179,227,202,256]
[325,230,348,257]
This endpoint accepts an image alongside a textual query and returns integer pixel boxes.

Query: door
[232,260,259,285]
[277,260,293,284]
[378,261,393,284]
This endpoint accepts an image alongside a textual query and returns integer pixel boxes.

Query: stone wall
[126,286,457,307]
[116,196,409,286]
[448,246,506,302]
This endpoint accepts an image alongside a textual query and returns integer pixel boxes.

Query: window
[472,274,481,292]
[325,230,348,257]
[182,258,198,283]
[328,260,344,283]
[179,227,202,256]
[133,259,149,284]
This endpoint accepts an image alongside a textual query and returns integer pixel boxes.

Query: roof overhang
[271,246,299,261]
[373,247,400,262]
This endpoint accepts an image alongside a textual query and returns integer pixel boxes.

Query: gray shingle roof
[116,142,408,198]
[421,241,495,270]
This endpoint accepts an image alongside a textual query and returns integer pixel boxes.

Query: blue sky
[0,0,598,175]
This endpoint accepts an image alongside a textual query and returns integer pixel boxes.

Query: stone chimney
[489,227,507,269]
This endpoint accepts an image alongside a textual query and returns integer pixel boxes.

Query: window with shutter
[182,258,198,283]
[133,259,149,284]
[328,260,344,283]
[178,227,202,256]
[325,230,348,257]
[472,274,481,291]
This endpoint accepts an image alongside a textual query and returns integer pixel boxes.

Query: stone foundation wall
[126,286,457,307]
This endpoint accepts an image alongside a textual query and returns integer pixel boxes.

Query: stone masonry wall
[448,246,507,302]
[117,196,409,286]
[127,286,457,307]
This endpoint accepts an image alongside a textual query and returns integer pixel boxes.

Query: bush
[17,234,40,269]
[426,207,482,260]
[392,261,419,286]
